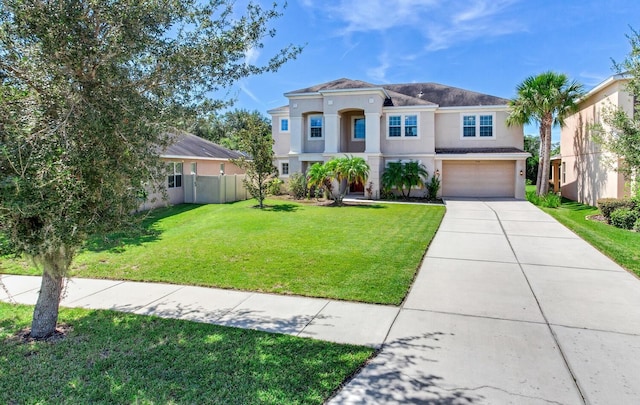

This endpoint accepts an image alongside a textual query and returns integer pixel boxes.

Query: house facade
[142,132,247,209]
[269,78,528,199]
[560,74,632,206]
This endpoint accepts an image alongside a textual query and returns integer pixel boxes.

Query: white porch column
[365,112,381,154]
[324,114,340,153]
[289,116,303,154]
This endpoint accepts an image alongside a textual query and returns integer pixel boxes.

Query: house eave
[435,152,530,160]
[435,105,510,113]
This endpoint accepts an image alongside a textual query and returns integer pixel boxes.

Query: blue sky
[225,0,638,141]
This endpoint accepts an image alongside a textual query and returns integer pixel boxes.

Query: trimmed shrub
[598,198,634,222]
[287,172,307,200]
[526,191,561,208]
[610,208,638,230]
[267,178,283,196]
[425,175,441,201]
[634,218,640,232]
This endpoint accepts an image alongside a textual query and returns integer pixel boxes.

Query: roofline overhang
[579,73,631,103]
[161,155,245,162]
[435,105,510,113]
[435,152,530,160]
[285,87,390,99]
[383,105,438,112]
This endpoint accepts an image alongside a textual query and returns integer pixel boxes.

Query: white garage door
[442,161,515,198]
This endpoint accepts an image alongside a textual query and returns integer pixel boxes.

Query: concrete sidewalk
[331,199,640,404]
[0,274,399,348]
[2,199,640,404]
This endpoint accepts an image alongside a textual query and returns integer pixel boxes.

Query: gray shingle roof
[284,78,508,108]
[162,132,244,160]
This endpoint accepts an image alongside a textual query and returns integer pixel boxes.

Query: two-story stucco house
[560,74,633,206]
[269,78,528,199]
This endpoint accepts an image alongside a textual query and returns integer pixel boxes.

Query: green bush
[287,172,307,200]
[425,175,441,201]
[0,232,16,256]
[610,208,638,230]
[598,198,635,222]
[526,190,561,208]
[267,178,283,196]
[634,217,640,232]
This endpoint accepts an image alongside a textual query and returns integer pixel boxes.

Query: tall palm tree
[507,71,584,196]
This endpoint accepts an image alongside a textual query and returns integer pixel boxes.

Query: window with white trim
[167,162,182,188]
[353,116,365,140]
[388,114,419,138]
[405,115,417,137]
[388,116,401,137]
[309,115,323,139]
[461,113,495,139]
[280,118,289,132]
[281,162,289,175]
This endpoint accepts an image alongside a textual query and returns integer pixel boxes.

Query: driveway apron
[331,199,640,405]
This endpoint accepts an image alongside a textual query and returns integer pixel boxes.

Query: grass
[541,198,640,277]
[1,199,445,305]
[0,302,373,404]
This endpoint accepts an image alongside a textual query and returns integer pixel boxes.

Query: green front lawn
[1,200,445,305]
[541,199,640,276]
[0,302,373,404]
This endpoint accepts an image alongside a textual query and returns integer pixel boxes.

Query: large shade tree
[0,0,300,338]
[507,72,584,196]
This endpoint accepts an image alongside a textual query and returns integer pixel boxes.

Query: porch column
[324,114,340,153]
[365,112,381,154]
[289,116,303,154]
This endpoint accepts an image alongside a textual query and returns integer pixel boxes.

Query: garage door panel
[442,161,515,198]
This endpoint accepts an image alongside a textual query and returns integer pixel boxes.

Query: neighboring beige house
[560,74,632,206]
[268,78,528,199]
[143,132,247,209]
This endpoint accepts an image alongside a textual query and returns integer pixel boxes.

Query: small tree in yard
[231,112,278,209]
[0,0,300,339]
[381,160,428,199]
[306,162,333,198]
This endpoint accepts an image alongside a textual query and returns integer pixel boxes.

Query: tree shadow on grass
[0,302,372,405]
[83,204,203,253]
[262,203,299,212]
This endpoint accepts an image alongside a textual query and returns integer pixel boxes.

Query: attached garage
[442,160,516,198]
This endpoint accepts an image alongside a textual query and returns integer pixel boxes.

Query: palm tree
[325,155,370,205]
[402,161,429,198]
[507,71,584,196]
[381,161,405,197]
[306,162,332,199]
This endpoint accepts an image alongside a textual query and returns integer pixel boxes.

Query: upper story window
[388,116,402,137]
[280,118,289,132]
[309,115,323,139]
[167,162,182,188]
[461,113,495,139]
[353,117,365,140]
[405,115,418,137]
[388,114,419,138]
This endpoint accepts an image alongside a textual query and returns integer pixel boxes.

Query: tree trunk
[537,116,553,196]
[30,248,72,339]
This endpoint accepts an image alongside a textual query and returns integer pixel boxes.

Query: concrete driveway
[331,199,640,404]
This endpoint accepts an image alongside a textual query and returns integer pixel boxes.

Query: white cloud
[301,0,523,52]
[239,80,261,105]
[244,47,260,66]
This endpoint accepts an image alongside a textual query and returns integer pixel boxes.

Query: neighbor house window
[309,115,323,138]
[353,117,366,140]
[405,115,417,137]
[280,118,289,132]
[220,163,225,175]
[281,162,289,175]
[461,113,495,139]
[388,116,402,137]
[479,115,493,137]
[190,162,197,175]
[562,162,566,184]
[167,162,182,188]
[463,115,476,137]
